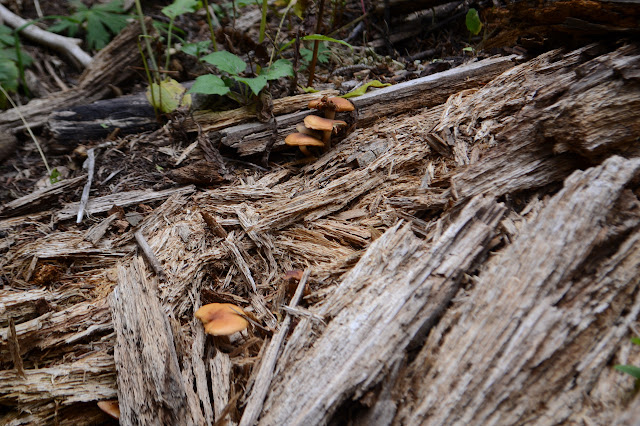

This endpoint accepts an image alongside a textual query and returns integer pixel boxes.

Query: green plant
[615,337,640,389]
[188,50,293,103]
[49,0,130,51]
[0,24,32,104]
[299,42,330,69]
[465,8,483,36]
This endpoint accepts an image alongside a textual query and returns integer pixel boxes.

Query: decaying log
[110,256,205,425]
[259,196,506,424]
[4,42,640,425]
[47,55,515,154]
[217,54,517,156]
[396,155,640,424]
[47,89,338,142]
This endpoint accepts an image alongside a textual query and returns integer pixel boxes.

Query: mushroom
[97,400,120,420]
[284,132,324,157]
[308,96,355,121]
[308,96,355,150]
[195,303,249,336]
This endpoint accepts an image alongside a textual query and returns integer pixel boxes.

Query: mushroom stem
[322,110,336,152]
[299,146,312,156]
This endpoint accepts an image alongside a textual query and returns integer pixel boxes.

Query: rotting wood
[0,350,116,405]
[216,54,517,156]
[396,155,640,425]
[110,256,204,425]
[47,89,338,143]
[0,175,85,217]
[0,299,111,362]
[240,269,310,426]
[259,195,506,425]
[56,185,195,221]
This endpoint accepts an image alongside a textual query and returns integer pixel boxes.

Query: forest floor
[1,1,640,425]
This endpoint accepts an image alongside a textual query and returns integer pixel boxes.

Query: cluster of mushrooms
[285,95,355,156]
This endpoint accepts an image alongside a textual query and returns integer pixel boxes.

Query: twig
[0,5,91,68]
[76,148,95,224]
[134,230,167,279]
[239,269,311,426]
[306,0,326,87]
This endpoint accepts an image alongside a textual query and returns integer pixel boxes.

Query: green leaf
[50,0,129,51]
[188,74,230,96]
[262,59,293,80]
[201,51,246,75]
[615,364,640,380]
[466,8,483,36]
[162,0,201,19]
[462,46,474,52]
[235,75,268,96]
[301,86,319,93]
[0,25,15,46]
[49,168,61,184]
[631,337,640,346]
[181,40,212,57]
[86,13,111,50]
[342,80,391,98]
[0,58,19,92]
[146,78,192,113]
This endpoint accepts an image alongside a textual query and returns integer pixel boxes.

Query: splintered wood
[3,44,640,425]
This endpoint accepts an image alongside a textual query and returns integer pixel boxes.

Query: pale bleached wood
[253,168,385,233]
[56,185,195,220]
[0,351,116,405]
[240,269,310,426]
[259,195,506,425]
[110,256,201,425]
[0,300,112,362]
[210,351,233,423]
[397,155,640,425]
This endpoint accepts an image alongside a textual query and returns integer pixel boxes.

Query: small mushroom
[285,132,324,157]
[308,96,355,121]
[308,96,355,151]
[304,115,347,148]
[195,303,249,336]
[296,124,322,139]
[97,400,120,420]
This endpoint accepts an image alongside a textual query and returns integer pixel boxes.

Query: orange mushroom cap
[304,115,347,132]
[195,303,249,336]
[97,400,120,420]
[284,132,325,147]
[308,96,355,112]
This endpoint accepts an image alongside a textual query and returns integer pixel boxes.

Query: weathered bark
[396,155,640,425]
[259,196,506,424]
[110,256,205,425]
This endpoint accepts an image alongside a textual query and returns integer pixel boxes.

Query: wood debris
[2,44,640,424]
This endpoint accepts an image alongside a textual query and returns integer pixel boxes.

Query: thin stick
[134,230,167,279]
[306,0,326,87]
[76,148,95,224]
[239,269,311,426]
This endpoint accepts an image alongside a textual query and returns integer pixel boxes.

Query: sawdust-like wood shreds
[3,44,640,424]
